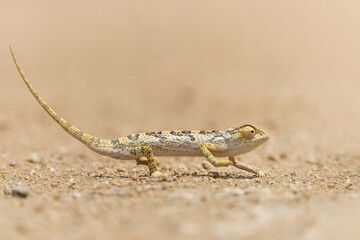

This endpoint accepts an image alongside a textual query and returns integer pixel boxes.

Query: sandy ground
[1,1,360,239]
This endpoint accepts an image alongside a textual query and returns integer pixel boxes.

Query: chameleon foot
[150,171,163,178]
[231,157,267,177]
[256,170,267,177]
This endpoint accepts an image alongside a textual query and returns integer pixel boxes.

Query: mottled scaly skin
[10,46,269,177]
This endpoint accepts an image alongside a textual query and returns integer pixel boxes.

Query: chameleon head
[224,124,269,154]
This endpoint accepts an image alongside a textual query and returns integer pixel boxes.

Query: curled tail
[10,46,112,154]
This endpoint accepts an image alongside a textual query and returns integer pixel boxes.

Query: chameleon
[9,46,269,177]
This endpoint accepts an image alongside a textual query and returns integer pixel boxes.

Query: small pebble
[208,171,220,178]
[88,171,95,178]
[267,155,277,161]
[26,158,36,163]
[9,161,17,167]
[160,173,171,182]
[72,192,82,199]
[11,186,29,198]
[26,152,40,163]
[130,175,139,181]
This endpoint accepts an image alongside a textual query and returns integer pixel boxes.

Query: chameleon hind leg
[132,146,162,177]
[229,156,267,177]
[199,142,234,167]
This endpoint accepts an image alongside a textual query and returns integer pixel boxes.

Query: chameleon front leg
[199,142,234,167]
[199,142,266,177]
[132,146,162,177]
[229,156,266,177]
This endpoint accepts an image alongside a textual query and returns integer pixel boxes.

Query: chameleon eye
[240,126,256,139]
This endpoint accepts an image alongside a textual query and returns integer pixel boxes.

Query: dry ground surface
[1,1,360,240]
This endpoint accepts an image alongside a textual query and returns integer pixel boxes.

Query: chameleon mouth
[255,134,269,145]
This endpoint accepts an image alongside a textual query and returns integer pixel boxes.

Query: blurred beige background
[1,1,360,239]
[1,1,360,149]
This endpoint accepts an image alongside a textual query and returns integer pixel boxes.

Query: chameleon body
[10,46,269,177]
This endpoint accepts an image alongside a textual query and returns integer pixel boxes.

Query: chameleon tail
[9,46,112,154]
